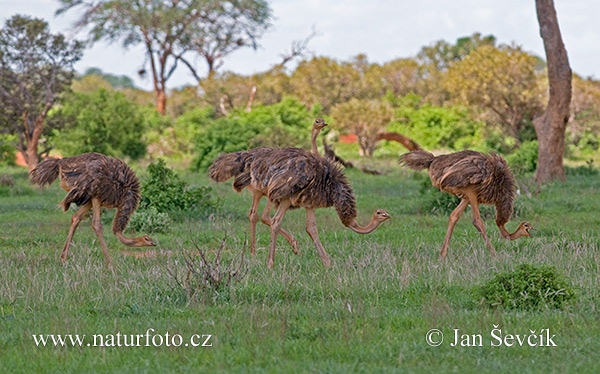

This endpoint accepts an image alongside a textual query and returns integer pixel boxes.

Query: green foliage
[0,134,17,165]
[83,67,135,89]
[505,140,538,174]
[192,97,312,170]
[0,15,83,165]
[52,88,147,159]
[477,264,575,310]
[129,206,171,233]
[416,173,461,214]
[331,98,393,157]
[390,95,483,150]
[140,159,218,216]
[145,106,214,158]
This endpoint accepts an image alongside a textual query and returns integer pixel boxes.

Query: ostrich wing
[432,153,493,189]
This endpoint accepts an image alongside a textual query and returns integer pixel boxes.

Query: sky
[1,0,598,91]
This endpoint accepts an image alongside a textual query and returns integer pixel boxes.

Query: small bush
[165,235,247,304]
[51,88,147,159]
[140,159,219,216]
[192,97,312,170]
[129,206,171,233]
[389,96,484,151]
[417,174,461,215]
[0,134,17,165]
[476,264,575,310]
[505,140,538,174]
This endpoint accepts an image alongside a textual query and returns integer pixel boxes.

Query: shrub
[139,159,218,216]
[389,96,484,150]
[129,206,171,233]
[51,88,147,159]
[416,174,461,215]
[192,97,312,170]
[0,134,17,165]
[476,264,575,310]
[505,140,538,174]
[165,235,247,303]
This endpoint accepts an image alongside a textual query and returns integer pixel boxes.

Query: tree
[443,45,544,140]
[290,57,363,113]
[533,0,572,182]
[57,0,272,115]
[0,15,83,170]
[331,99,394,157]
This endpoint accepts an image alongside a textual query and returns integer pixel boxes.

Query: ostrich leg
[91,198,113,265]
[305,208,331,267]
[248,190,262,255]
[60,201,92,262]
[261,199,299,255]
[438,199,469,260]
[267,200,291,268]
[466,192,497,257]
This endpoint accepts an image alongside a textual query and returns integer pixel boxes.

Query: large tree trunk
[533,0,572,182]
[21,114,45,171]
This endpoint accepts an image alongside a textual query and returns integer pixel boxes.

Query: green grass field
[1,162,599,373]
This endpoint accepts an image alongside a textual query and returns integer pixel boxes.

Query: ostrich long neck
[498,225,527,240]
[508,229,527,240]
[311,127,323,154]
[115,232,147,247]
[347,217,383,234]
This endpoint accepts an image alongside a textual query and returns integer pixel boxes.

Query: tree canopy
[57,0,272,114]
[0,15,83,169]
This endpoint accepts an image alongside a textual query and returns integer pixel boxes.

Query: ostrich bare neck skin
[311,127,322,154]
[499,224,531,240]
[347,216,384,234]
[115,232,149,247]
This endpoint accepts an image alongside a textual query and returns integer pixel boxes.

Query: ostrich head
[373,209,391,222]
[141,235,157,246]
[313,118,327,130]
[516,222,535,237]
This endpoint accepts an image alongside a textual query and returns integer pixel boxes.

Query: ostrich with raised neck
[30,152,156,264]
[249,147,390,268]
[209,118,329,255]
[400,150,534,259]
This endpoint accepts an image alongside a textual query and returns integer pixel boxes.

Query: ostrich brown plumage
[400,150,534,259]
[209,119,328,255]
[249,148,390,268]
[29,152,156,264]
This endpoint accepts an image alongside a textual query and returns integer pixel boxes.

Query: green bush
[0,134,17,165]
[505,140,538,174]
[139,159,218,216]
[51,88,147,159]
[476,264,575,310]
[416,174,461,215]
[389,95,484,150]
[192,97,312,170]
[129,206,171,233]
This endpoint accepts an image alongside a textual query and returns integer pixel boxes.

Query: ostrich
[29,152,156,264]
[209,119,328,255]
[249,147,391,268]
[399,150,534,259]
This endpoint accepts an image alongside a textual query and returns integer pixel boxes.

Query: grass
[1,161,599,373]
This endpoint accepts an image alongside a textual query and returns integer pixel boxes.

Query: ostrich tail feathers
[29,158,60,186]
[208,152,246,182]
[399,150,435,171]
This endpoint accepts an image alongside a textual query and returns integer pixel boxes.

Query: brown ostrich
[249,147,390,268]
[400,150,534,259]
[29,152,156,264]
[209,119,328,255]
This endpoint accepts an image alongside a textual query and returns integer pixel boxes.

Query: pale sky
[1,0,598,90]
